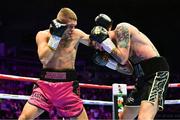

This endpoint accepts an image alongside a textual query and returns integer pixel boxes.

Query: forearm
[105,59,133,75]
[110,48,127,65]
[97,37,127,64]
[38,46,56,65]
[116,60,134,75]
[89,40,96,47]
[93,51,133,75]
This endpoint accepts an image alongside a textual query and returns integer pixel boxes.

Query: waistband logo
[45,72,66,79]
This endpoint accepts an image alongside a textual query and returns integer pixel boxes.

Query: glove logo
[94,27,101,35]
[53,19,66,28]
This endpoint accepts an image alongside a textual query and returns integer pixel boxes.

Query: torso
[129,30,160,64]
[44,29,81,70]
[114,23,160,64]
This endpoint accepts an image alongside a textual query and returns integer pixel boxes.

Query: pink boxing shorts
[28,69,83,118]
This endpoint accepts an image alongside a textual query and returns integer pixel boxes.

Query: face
[66,20,77,35]
[67,20,77,28]
[58,20,76,40]
[57,15,77,27]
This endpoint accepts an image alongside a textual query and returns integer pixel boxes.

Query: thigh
[138,97,158,120]
[20,102,45,119]
[70,107,88,120]
[121,106,139,120]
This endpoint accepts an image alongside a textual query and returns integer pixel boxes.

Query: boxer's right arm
[77,29,102,50]
[90,26,116,53]
[116,60,134,75]
[48,19,67,50]
[36,31,56,65]
[93,51,134,75]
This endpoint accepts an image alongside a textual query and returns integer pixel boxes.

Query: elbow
[39,56,49,66]
[121,53,130,65]
[126,68,134,75]
[40,59,49,66]
[120,57,129,65]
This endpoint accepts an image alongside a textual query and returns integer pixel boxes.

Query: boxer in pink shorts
[28,69,83,118]
[18,7,90,120]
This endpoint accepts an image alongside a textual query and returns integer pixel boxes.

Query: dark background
[0,0,179,73]
[0,0,180,119]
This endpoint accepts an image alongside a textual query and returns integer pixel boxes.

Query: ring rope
[0,74,180,89]
[0,93,179,105]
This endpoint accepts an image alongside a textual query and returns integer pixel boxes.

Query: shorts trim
[148,71,169,110]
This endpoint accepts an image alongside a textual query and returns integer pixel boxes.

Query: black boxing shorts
[125,56,170,111]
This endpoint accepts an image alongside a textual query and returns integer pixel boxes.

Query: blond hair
[57,7,77,23]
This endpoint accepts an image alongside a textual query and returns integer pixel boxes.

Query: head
[56,7,77,28]
[95,13,113,31]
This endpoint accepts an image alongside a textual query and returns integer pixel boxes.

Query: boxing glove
[93,51,134,75]
[48,19,68,50]
[90,26,116,53]
[93,51,118,70]
[95,13,112,30]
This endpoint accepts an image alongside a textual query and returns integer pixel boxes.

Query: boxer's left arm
[77,29,90,46]
[109,23,131,65]
[89,25,130,65]
[89,26,116,52]
[116,60,134,75]
[36,30,56,65]
[93,51,134,75]
[77,29,100,49]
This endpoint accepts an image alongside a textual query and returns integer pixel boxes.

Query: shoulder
[36,29,50,36]
[117,22,131,26]
[36,30,50,38]
[115,22,139,34]
[114,22,131,35]
[74,28,85,33]
[36,29,50,42]
[115,22,132,29]
[74,28,88,37]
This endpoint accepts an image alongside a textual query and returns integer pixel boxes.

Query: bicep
[36,31,49,54]
[115,23,131,55]
[78,30,90,46]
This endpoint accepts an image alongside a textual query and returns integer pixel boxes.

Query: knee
[138,112,154,120]
[137,114,145,120]
[18,115,25,120]
[18,114,29,120]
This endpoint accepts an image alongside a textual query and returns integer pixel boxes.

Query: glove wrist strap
[101,38,116,53]
[105,58,118,70]
[48,35,61,50]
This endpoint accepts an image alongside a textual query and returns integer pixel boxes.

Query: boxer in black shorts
[90,14,170,120]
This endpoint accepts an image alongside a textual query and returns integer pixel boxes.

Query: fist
[49,19,68,37]
[89,26,109,43]
[92,51,110,66]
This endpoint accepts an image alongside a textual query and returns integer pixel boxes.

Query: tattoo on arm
[115,24,130,48]
[109,24,130,64]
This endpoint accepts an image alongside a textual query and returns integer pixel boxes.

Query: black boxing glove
[95,13,112,30]
[93,51,134,75]
[90,26,116,53]
[90,26,109,43]
[48,19,68,50]
[93,51,118,70]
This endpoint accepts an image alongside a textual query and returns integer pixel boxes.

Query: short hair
[57,7,77,23]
